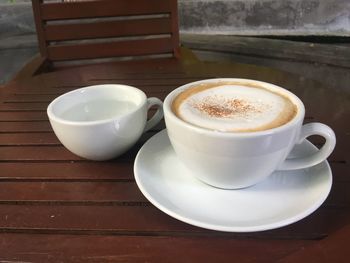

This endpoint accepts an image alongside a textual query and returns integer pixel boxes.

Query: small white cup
[47,84,163,161]
[164,78,336,189]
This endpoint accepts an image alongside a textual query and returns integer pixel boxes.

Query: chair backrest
[31,0,180,68]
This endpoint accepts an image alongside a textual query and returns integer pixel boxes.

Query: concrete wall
[179,0,350,36]
[0,1,35,38]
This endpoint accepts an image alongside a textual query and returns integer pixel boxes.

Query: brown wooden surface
[0,47,349,262]
[45,17,173,41]
[31,0,180,71]
[40,0,174,20]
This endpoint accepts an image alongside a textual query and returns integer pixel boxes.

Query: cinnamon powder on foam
[190,95,262,119]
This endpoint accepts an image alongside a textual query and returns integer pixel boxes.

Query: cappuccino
[172,81,297,132]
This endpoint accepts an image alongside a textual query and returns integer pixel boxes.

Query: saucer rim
[134,129,332,232]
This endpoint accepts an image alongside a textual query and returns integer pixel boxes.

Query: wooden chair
[28,0,180,74]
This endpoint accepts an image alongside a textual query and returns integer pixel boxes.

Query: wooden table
[0,48,349,262]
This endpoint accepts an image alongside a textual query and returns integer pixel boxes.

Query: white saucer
[134,130,332,232]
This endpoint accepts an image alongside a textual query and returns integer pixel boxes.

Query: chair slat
[47,38,175,61]
[41,0,173,20]
[45,17,172,41]
[31,0,180,71]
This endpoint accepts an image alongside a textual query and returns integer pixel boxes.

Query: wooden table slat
[0,162,133,180]
[0,205,345,238]
[0,182,143,201]
[0,121,52,133]
[0,233,312,262]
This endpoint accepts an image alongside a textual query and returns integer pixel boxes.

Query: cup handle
[144,97,164,132]
[278,123,336,170]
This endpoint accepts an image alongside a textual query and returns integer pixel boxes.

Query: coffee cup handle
[279,123,336,170]
[144,97,164,132]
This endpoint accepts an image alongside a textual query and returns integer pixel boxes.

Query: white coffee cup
[164,78,336,189]
[47,84,163,161]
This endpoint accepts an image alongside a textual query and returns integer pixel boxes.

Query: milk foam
[175,84,296,132]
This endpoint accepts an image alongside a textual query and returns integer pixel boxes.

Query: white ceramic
[47,84,163,161]
[134,130,332,232]
[164,78,336,189]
